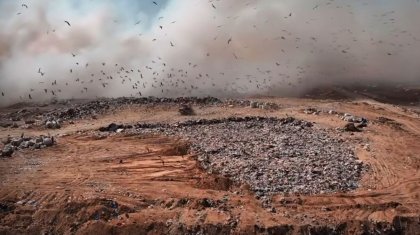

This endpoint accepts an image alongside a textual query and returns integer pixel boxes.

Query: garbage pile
[122,116,365,196]
[1,135,56,158]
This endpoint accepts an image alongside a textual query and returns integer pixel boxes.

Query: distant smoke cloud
[1,0,420,106]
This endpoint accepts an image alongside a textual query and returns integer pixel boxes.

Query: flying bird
[64,21,71,26]
[22,4,28,8]
[227,37,232,44]
[170,41,174,47]
[153,1,158,5]
[212,4,216,9]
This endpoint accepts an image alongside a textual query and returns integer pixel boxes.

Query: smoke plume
[1,0,420,106]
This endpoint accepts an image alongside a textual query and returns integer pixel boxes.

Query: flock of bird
[1,0,417,101]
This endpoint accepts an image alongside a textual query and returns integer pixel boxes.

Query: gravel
[125,117,365,196]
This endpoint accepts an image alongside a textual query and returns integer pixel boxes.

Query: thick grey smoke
[0,0,420,106]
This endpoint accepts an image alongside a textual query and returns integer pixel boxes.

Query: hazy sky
[0,0,420,106]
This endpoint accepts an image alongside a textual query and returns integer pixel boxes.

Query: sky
[0,0,420,106]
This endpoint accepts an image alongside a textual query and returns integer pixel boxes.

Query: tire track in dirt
[1,99,419,234]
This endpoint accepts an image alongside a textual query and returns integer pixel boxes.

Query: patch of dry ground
[0,97,419,234]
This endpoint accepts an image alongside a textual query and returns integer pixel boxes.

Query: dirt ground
[0,97,419,234]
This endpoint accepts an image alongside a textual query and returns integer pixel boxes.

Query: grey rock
[11,138,23,147]
[28,140,35,147]
[34,143,41,149]
[45,121,54,129]
[42,137,54,147]
[344,123,361,132]
[35,137,43,143]
[19,141,30,149]
[1,145,14,157]
[45,120,61,129]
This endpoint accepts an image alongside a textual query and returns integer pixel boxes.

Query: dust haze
[1,0,420,106]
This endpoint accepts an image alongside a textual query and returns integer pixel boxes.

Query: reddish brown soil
[0,98,419,234]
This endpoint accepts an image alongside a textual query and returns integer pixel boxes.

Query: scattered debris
[342,113,367,123]
[178,104,195,116]
[250,101,259,108]
[341,113,369,129]
[125,116,364,195]
[328,110,337,115]
[344,123,361,132]
[99,123,133,132]
[304,108,320,115]
[0,97,222,128]
[1,135,56,158]
[45,119,61,129]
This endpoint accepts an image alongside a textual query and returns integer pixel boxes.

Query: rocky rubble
[0,97,222,129]
[344,123,361,132]
[124,117,365,196]
[201,99,281,109]
[45,118,62,129]
[178,104,195,116]
[99,123,133,132]
[43,97,221,121]
[1,135,56,157]
[302,108,369,131]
